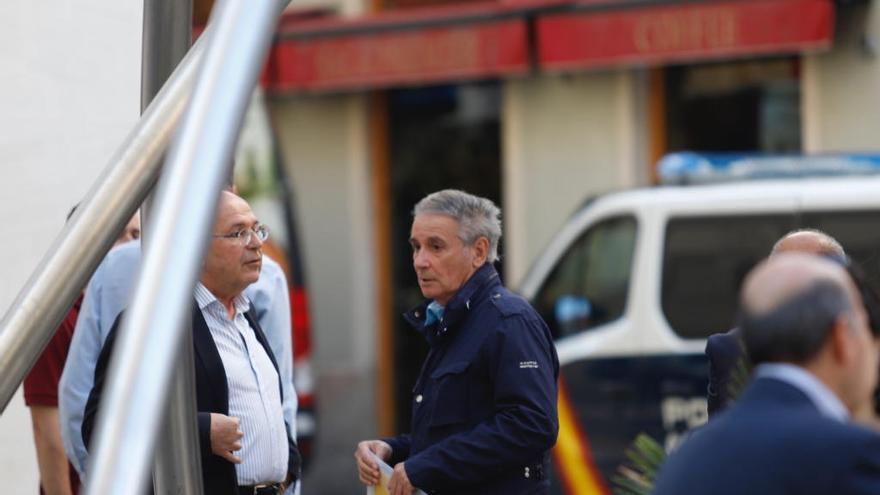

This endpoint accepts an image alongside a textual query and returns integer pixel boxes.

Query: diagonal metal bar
[83,0,289,492]
[139,1,203,494]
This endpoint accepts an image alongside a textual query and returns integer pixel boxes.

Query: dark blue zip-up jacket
[385,263,559,494]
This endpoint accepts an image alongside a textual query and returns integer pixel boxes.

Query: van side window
[801,210,880,290]
[535,216,637,340]
[662,214,794,339]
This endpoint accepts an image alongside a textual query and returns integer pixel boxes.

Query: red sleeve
[24,297,81,407]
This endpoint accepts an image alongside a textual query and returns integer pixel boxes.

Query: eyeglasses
[213,224,270,246]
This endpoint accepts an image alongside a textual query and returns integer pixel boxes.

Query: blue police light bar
[658,152,880,185]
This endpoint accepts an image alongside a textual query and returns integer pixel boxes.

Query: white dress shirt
[195,283,288,484]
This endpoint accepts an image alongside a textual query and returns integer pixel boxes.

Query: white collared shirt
[755,363,850,422]
[195,283,288,484]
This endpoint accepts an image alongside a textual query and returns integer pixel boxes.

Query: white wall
[502,70,648,286]
[803,2,880,152]
[0,1,141,490]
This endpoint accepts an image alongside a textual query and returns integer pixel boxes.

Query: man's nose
[413,250,429,268]
[246,230,263,248]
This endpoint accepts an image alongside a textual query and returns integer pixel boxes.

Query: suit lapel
[245,305,279,372]
[190,299,281,409]
[244,305,285,400]
[191,300,229,410]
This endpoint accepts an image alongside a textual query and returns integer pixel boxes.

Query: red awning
[263,3,530,93]
[262,0,834,93]
[537,0,834,71]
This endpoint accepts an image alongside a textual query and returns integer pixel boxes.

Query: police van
[517,153,880,494]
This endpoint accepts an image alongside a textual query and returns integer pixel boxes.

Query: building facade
[262,0,880,492]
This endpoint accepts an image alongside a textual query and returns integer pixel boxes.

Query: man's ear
[829,316,853,364]
[472,237,489,267]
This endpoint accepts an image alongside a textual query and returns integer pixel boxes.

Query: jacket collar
[404,263,500,345]
[191,299,229,409]
[754,364,849,422]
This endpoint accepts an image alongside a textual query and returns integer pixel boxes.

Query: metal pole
[141,0,193,111]
[83,0,288,492]
[153,328,203,495]
[140,1,202,494]
[0,33,206,412]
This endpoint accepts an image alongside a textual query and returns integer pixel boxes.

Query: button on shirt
[194,283,288,484]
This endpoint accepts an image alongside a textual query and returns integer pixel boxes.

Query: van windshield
[534,215,637,340]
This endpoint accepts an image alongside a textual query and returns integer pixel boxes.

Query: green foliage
[612,433,666,495]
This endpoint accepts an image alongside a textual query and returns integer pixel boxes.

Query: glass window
[661,214,795,339]
[534,216,637,340]
[801,210,880,290]
[665,57,801,153]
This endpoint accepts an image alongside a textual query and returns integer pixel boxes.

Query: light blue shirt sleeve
[59,272,100,475]
[59,241,141,476]
[245,255,298,441]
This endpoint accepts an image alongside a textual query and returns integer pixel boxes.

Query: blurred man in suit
[654,253,880,495]
[705,229,846,416]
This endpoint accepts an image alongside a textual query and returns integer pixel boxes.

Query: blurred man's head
[201,191,265,302]
[66,204,139,247]
[115,213,141,246]
[771,229,846,262]
[740,253,878,414]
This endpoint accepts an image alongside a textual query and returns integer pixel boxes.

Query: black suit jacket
[705,328,745,417]
[83,300,301,494]
[655,376,880,495]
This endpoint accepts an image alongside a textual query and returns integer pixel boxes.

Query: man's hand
[354,439,392,486]
[210,413,243,464]
[388,462,415,495]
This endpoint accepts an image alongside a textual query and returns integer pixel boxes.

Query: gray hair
[413,189,502,263]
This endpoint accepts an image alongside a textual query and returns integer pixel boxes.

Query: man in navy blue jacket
[355,189,559,495]
[654,253,880,495]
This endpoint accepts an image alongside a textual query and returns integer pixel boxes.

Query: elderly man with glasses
[81,191,301,495]
[60,212,297,493]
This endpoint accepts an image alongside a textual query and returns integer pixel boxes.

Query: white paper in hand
[366,452,427,495]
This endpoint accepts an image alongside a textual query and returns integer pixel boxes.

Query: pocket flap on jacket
[430,361,470,379]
